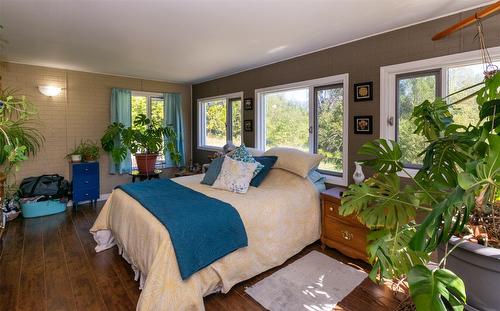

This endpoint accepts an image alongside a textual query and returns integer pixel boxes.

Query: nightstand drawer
[323,216,369,260]
[323,201,363,227]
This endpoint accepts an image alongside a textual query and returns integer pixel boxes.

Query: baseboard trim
[67,193,111,207]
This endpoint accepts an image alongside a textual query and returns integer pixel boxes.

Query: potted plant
[340,70,499,311]
[67,145,83,163]
[66,140,100,163]
[101,113,180,173]
[0,88,44,200]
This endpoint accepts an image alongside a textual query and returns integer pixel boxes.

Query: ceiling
[0,0,494,84]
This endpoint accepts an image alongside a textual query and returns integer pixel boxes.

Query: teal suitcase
[21,200,67,218]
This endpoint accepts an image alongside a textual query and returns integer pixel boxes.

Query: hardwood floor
[0,202,401,311]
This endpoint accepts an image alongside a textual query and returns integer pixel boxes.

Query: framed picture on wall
[244,98,253,110]
[354,82,373,101]
[244,120,253,132]
[353,115,373,134]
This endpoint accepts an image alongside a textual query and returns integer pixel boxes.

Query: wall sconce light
[38,85,62,97]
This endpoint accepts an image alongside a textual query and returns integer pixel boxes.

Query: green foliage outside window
[317,87,343,173]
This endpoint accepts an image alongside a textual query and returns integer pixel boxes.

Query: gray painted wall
[192,7,500,185]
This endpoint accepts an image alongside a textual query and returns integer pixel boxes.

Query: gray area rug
[245,250,367,311]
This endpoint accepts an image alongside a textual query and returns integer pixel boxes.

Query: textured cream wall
[0,62,192,193]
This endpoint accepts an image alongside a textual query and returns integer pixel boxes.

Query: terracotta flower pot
[135,153,158,174]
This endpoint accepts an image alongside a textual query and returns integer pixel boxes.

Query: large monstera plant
[340,71,500,310]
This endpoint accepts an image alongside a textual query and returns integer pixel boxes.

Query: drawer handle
[329,207,333,212]
[341,230,353,241]
[85,168,89,171]
[84,181,89,184]
[84,193,89,196]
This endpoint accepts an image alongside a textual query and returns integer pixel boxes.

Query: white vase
[353,161,365,185]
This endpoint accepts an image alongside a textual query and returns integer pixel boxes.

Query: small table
[129,169,162,183]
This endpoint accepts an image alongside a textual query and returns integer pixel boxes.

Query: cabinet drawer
[73,162,99,177]
[323,201,362,226]
[73,176,99,189]
[324,216,368,254]
[73,186,99,202]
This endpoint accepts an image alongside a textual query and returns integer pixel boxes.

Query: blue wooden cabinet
[71,162,100,207]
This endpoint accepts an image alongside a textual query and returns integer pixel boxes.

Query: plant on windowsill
[340,69,500,311]
[0,87,44,204]
[101,113,180,173]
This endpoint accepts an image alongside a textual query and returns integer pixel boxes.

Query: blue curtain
[164,93,185,167]
[110,88,132,174]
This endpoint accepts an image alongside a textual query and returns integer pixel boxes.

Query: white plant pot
[71,154,82,163]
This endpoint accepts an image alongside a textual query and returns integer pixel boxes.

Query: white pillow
[263,147,323,178]
[212,156,258,193]
[246,147,264,157]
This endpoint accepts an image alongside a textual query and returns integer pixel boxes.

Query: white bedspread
[90,168,321,311]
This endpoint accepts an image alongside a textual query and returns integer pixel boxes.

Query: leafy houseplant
[101,114,180,173]
[67,140,100,162]
[0,88,44,198]
[340,71,500,310]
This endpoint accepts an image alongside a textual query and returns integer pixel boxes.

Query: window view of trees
[131,94,166,167]
[204,98,227,147]
[231,99,242,146]
[397,74,437,166]
[447,62,499,126]
[316,86,343,173]
[397,61,500,167]
[200,96,242,148]
[264,88,310,151]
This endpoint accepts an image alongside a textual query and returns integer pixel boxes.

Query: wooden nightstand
[321,187,370,263]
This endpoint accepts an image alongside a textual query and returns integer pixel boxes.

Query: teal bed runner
[117,179,248,280]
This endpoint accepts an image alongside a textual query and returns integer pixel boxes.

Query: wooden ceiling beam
[432,1,500,41]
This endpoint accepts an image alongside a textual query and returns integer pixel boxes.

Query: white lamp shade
[38,85,62,97]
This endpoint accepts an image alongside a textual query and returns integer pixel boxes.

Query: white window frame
[255,74,349,185]
[380,46,500,177]
[197,91,244,151]
[131,91,167,167]
[131,91,164,121]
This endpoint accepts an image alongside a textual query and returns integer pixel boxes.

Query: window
[131,91,166,168]
[380,47,500,175]
[315,84,345,173]
[198,92,243,150]
[396,71,439,167]
[256,74,349,185]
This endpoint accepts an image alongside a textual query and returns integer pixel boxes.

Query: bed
[90,167,321,311]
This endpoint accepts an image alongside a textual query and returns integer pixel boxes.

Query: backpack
[19,174,69,199]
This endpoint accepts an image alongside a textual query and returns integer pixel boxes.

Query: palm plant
[340,71,499,310]
[0,87,44,178]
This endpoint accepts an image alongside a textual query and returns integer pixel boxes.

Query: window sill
[197,145,223,152]
[324,174,347,187]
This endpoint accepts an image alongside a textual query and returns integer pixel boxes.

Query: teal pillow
[250,156,277,187]
[230,144,264,177]
[200,157,224,185]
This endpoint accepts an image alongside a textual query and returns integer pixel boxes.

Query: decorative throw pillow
[263,147,323,178]
[200,157,225,185]
[308,168,326,192]
[230,144,264,177]
[250,156,278,187]
[212,156,258,193]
